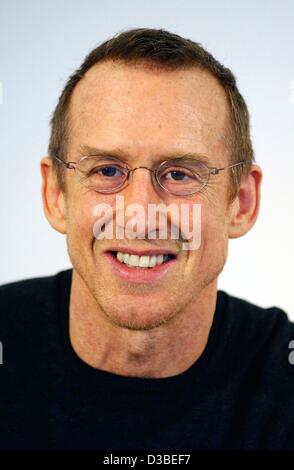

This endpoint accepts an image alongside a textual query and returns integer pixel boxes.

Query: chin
[100,304,175,331]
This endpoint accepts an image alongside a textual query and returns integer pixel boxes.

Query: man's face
[62,61,233,330]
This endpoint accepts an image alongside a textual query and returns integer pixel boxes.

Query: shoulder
[0,273,56,305]
[217,292,294,448]
[0,270,72,372]
[0,269,72,301]
[0,269,72,331]
[218,290,294,384]
[220,289,293,329]
[220,290,294,343]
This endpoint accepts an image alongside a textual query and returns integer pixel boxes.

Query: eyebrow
[77,145,210,165]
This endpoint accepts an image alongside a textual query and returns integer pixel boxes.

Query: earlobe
[40,157,67,234]
[228,164,262,239]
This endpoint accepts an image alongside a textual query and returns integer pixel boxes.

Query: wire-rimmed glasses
[54,154,250,196]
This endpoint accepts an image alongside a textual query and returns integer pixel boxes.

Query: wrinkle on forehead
[68,61,231,163]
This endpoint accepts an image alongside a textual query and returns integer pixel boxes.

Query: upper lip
[105,247,178,257]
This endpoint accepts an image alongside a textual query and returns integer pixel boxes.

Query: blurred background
[0,0,293,317]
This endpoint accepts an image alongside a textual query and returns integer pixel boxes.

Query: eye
[91,165,125,178]
[101,166,122,177]
[161,166,196,182]
[164,170,191,181]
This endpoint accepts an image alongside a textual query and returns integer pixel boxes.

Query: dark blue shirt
[0,270,293,449]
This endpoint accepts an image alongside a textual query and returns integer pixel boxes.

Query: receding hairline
[66,58,233,156]
[48,28,254,199]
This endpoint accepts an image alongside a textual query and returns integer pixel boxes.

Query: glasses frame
[54,155,251,196]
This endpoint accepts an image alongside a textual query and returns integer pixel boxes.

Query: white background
[0,0,293,317]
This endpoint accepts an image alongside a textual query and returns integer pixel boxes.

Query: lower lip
[103,252,177,283]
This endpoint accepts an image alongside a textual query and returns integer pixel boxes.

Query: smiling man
[0,28,293,452]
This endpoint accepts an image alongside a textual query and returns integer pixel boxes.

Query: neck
[69,270,218,378]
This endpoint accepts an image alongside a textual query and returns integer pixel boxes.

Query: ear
[228,164,262,239]
[40,157,67,234]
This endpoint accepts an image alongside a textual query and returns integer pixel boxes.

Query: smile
[112,251,175,269]
[103,249,177,283]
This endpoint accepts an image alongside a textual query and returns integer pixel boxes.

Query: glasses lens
[156,159,209,195]
[76,156,128,192]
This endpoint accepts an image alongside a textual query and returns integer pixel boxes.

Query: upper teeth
[116,252,168,268]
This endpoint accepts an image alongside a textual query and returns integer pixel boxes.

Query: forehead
[68,61,230,163]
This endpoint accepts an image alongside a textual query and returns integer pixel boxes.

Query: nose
[124,166,162,206]
[118,166,164,239]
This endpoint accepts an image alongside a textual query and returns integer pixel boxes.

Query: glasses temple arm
[53,155,76,170]
[209,161,251,174]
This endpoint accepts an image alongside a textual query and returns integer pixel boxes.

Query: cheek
[66,192,103,252]
[199,203,230,270]
[179,196,229,250]
[178,202,229,294]
[187,199,229,266]
[203,198,230,246]
[65,191,121,261]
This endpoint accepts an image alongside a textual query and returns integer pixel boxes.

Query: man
[0,28,293,451]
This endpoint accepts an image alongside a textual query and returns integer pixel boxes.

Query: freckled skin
[41,61,261,377]
[67,62,231,326]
